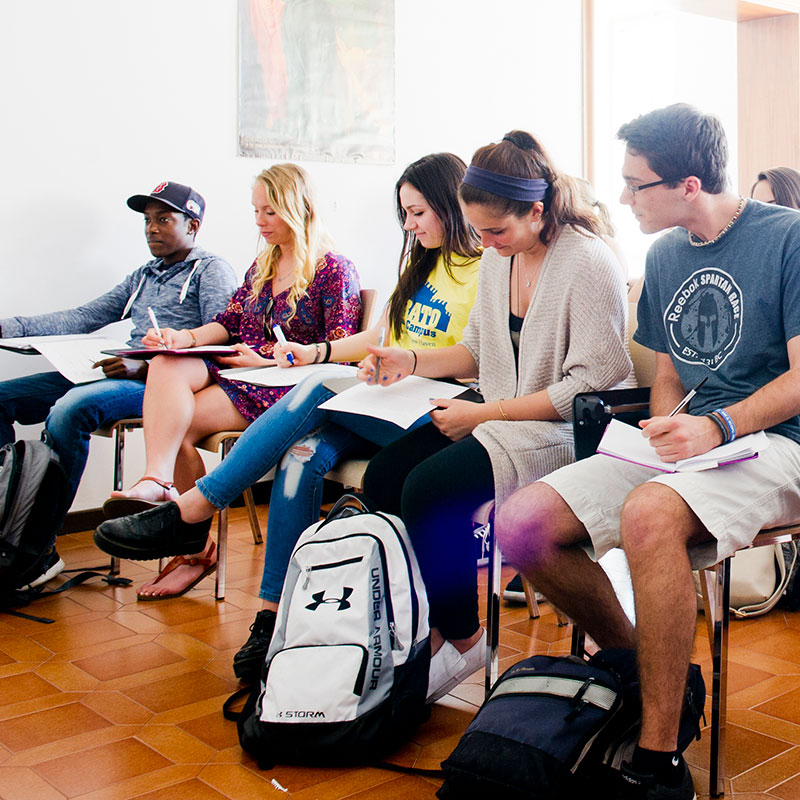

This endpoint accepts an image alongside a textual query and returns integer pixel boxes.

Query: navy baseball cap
[127,181,205,222]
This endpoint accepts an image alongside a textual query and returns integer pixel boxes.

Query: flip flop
[136,542,217,601]
[103,476,177,519]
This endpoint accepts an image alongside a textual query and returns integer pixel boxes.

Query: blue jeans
[45,379,146,506]
[0,371,74,446]
[194,373,430,602]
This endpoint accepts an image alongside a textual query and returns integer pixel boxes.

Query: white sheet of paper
[318,375,465,428]
[0,333,117,353]
[34,337,128,384]
[217,363,357,387]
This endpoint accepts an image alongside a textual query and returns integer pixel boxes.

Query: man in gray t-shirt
[0,181,237,584]
[494,105,800,800]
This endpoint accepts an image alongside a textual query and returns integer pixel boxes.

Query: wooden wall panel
[737,14,800,193]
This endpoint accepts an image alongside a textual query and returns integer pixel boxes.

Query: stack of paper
[597,418,770,473]
[217,363,357,387]
[0,334,129,384]
[319,375,467,428]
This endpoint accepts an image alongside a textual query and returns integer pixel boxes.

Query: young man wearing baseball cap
[0,181,237,586]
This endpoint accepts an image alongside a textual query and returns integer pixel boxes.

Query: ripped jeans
[194,372,430,602]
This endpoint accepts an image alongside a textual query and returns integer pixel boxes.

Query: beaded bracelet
[713,408,736,442]
[705,412,729,444]
[410,349,418,375]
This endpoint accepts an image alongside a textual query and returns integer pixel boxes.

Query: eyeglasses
[624,177,684,195]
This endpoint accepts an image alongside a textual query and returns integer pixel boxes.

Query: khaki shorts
[539,433,800,570]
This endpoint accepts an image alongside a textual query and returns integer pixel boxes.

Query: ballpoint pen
[374,327,386,383]
[667,376,708,417]
[147,306,165,347]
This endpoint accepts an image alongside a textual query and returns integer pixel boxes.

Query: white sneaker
[426,629,487,703]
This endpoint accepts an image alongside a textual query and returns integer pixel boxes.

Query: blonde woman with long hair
[106,164,362,544]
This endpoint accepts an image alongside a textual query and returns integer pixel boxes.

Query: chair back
[359,289,378,332]
[628,300,657,388]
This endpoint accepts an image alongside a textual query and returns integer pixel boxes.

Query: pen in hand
[374,327,386,384]
[272,325,294,364]
[147,306,165,348]
[667,376,708,417]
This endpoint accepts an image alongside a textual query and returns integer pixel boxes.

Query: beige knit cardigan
[460,225,633,506]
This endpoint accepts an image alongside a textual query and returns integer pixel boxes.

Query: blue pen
[272,325,294,364]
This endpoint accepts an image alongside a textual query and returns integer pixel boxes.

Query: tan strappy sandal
[137,542,217,601]
[103,476,177,519]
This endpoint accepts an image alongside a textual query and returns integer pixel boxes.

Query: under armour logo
[305,587,353,611]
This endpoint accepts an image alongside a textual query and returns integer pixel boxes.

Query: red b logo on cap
[152,182,168,194]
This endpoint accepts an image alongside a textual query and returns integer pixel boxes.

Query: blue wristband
[712,408,736,442]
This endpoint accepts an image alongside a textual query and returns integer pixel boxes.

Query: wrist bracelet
[410,349,418,375]
[322,341,332,363]
[498,399,510,421]
[705,412,729,444]
[187,329,197,348]
[712,408,736,442]
[313,343,322,364]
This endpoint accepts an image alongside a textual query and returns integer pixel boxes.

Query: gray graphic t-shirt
[634,200,800,445]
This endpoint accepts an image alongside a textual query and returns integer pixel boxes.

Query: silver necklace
[688,196,746,247]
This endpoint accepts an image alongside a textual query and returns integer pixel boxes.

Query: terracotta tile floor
[1,507,800,799]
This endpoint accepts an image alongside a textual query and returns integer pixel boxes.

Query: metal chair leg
[709,560,730,798]
[109,424,127,576]
[243,487,263,545]
[215,504,227,600]
[477,506,501,697]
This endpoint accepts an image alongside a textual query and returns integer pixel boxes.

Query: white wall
[1,0,584,510]
[591,0,739,278]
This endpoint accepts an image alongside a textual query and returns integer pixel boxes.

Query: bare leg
[111,355,213,501]
[175,486,218,524]
[135,383,249,596]
[496,482,636,650]
[621,483,707,751]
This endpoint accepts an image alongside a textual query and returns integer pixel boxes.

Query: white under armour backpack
[237,494,431,766]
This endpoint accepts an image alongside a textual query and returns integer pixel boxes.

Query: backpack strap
[2,568,132,623]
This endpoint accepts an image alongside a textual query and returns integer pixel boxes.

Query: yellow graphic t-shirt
[391,253,480,349]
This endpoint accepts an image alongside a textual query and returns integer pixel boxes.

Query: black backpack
[437,649,705,799]
[0,436,129,621]
[0,437,70,595]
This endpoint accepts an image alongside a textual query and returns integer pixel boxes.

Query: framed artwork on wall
[239,0,395,164]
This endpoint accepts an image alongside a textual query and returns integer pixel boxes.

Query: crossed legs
[496,479,707,752]
[111,355,247,597]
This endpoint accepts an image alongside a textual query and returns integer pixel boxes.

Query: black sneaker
[503,573,545,605]
[94,501,211,560]
[233,609,277,681]
[19,548,65,591]
[618,756,697,799]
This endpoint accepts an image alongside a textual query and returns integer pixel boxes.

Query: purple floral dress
[208,252,362,422]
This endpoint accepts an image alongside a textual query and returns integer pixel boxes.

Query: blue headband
[462,165,549,202]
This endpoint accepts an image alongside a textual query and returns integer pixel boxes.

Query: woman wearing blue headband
[359,130,634,702]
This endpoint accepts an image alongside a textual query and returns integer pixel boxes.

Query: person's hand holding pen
[357,342,415,386]
[146,306,166,348]
[639,376,722,462]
